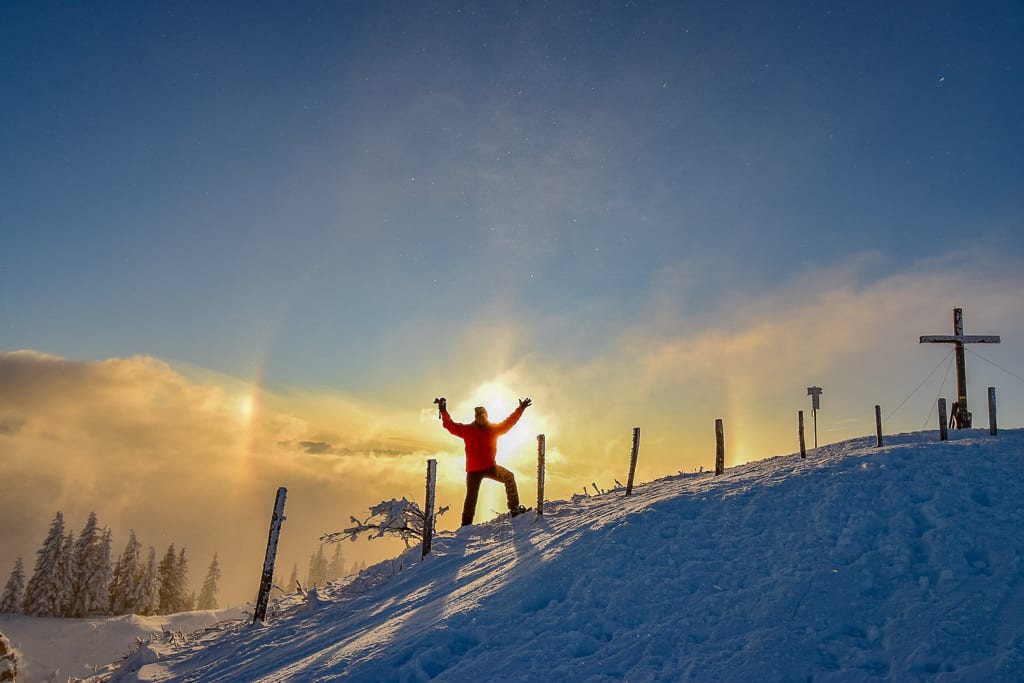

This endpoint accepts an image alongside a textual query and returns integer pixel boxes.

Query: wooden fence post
[875,405,883,447]
[938,398,948,441]
[422,459,437,559]
[253,486,287,624]
[625,427,641,496]
[988,387,998,436]
[537,434,546,514]
[715,419,725,476]
[798,411,806,458]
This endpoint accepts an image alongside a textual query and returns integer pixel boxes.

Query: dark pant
[462,465,519,526]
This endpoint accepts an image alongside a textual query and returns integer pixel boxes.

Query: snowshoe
[509,504,531,517]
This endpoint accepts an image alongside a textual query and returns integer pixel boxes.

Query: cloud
[286,440,413,458]
[0,351,441,606]
[297,440,337,455]
[492,251,1024,475]
[0,413,24,435]
[3,252,1022,605]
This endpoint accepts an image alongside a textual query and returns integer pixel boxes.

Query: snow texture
[0,609,243,681]
[14,429,1024,681]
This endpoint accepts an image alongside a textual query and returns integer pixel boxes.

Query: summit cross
[919,307,1000,427]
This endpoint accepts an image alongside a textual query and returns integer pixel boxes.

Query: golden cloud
[0,351,439,606]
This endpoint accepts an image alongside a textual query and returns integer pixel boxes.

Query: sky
[1,1,1023,606]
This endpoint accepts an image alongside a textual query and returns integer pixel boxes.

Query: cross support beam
[919,335,1001,344]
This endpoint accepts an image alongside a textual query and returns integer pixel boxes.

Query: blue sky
[5,1,1022,390]
[2,1,1023,601]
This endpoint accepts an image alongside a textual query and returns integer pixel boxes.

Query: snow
[10,429,1024,681]
[0,608,243,681]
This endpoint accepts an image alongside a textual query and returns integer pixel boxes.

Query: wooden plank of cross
[919,307,1000,428]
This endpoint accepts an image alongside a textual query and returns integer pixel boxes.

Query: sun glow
[227,384,262,493]
[237,393,256,424]
[444,377,550,518]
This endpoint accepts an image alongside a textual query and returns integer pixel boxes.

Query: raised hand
[519,397,532,409]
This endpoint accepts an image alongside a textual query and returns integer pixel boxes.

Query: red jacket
[442,404,526,472]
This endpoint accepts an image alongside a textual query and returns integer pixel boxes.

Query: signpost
[806,386,822,448]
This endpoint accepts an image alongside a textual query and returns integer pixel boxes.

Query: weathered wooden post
[938,398,948,441]
[537,434,546,514]
[988,387,998,436]
[798,410,806,458]
[625,427,641,496]
[715,419,725,476]
[422,458,437,559]
[254,486,287,624]
[875,405,883,447]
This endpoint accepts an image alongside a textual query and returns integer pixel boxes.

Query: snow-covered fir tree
[196,554,221,610]
[287,563,299,592]
[177,547,192,612]
[328,544,345,581]
[57,533,75,615]
[306,545,329,589]
[109,530,142,615]
[0,558,25,614]
[157,544,179,614]
[69,513,112,617]
[22,511,71,617]
[157,544,191,614]
[100,529,113,604]
[137,546,159,616]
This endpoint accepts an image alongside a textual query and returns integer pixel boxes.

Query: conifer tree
[196,554,221,610]
[306,545,328,589]
[137,546,159,616]
[23,512,71,617]
[287,563,299,592]
[57,534,75,616]
[328,544,345,581]
[0,559,25,614]
[109,531,142,615]
[157,543,179,614]
[176,547,191,612]
[156,544,191,614]
[69,513,112,617]
[100,529,113,608]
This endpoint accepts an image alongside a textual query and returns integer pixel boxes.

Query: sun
[458,379,518,422]
[444,377,548,517]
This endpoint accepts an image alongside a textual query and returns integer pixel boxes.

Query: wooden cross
[919,307,1000,426]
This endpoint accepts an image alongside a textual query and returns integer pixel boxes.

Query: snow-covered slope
[0,608,244,681]
[93,430,1024,682]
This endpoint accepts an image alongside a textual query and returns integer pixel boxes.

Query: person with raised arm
[435,397,532,526]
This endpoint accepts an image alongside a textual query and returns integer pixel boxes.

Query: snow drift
[0,609,244,681]
[89,429,1024,681]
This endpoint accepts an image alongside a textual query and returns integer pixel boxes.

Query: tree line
[274,543,365,598]
[0,511,221,618]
